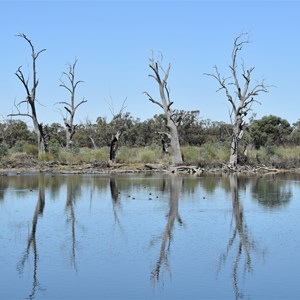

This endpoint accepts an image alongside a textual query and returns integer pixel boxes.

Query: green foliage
[114,145,169,164]
[289,120,300,145]
[181,146,200,163]
[39,152,55,162]
[1,120,35,148]
[244,146,300,168]
[44,123,65,149]
[10,140,37,156]
[250,115,292,149]
[48,140,60,157]
[55,147,109,165]
[24,144,38,156]
[2,111,300,169]
[203,119,232,144]
[0,142,9,157]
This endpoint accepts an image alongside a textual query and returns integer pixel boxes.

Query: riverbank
[1,159,298,175]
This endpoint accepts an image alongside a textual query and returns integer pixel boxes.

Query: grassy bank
[1,143,300,169]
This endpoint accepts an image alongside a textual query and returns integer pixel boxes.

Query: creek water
[0,172,299,299]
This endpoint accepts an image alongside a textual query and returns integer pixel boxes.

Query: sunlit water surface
[0,173,299,299]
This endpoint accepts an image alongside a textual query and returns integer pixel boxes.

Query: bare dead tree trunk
[107,97,127,163]
[205,33,269,167]
[144,53,183,165]
[158,132,169,155]
[8,33,46,157]
[110,131,121,162]
[84,118,98,149]
[57,58,87,150]
[89,136,97,149]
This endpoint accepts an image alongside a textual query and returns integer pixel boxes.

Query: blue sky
[0,0,299,127]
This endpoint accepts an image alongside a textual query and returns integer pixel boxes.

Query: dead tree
[107,97,127,163]
[205,33,269,167]
[8,33,46,157]
[57,58,87,150]
[144,53,183,165]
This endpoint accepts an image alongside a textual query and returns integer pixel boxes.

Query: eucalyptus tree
[0,119,33,148]
[57,58,87,150]
[205,33,269,167]
[144,53,183,165]
[250,115,292,149]
[8,33,46,157]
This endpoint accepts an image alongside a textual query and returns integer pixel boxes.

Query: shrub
[182,146,200,163]
[48,140,60,157]
[24,144,38,156]
[0,142,9,157]
[11,140,27,153]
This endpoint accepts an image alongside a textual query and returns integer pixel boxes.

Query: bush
[10,140,27,153]
[0,142,9,157]
[115,146,168,164]
[182,146,200,163]
[246,146,300,168]
[48,140,60,157]
[24,144,38,156]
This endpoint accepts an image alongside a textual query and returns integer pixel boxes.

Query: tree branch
[74,98,88,111]
[15,67,31,98]
[143,91,164,109]
[8,112,33,119]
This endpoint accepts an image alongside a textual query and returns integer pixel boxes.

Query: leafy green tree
[72,123,94,148]
[95,116,111,147]
[289,120,300,146]
[0,142,9,157]
[44,123,65,155]
[203,120,232,144]
[250,115,292,149]
[176,110,206,146]
[1,120,34,148]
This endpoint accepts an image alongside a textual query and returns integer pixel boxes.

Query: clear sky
[0,0,299,128]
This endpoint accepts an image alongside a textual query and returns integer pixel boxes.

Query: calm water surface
[0,173,299,299]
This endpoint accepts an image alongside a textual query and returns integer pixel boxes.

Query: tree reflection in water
[65,176,81,272]
[109,176,124,232]
[252,175,292,209]
[16,175,45,300]
[218,174,256,299]
[150,175,183,287]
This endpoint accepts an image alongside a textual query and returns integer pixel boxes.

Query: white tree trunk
[169,122,183,165]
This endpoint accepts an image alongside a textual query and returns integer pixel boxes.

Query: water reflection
[150,175,184,287]
[17,175,45,300]
[218,174,256,299]
[109,176,125,237]
[252,175,292,208]
[0,173,298,299]
[0,175,9,201]
[65,176,82,272]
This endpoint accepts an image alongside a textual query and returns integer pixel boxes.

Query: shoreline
[1,162,299,176]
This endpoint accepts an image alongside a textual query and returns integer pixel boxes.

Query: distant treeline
[0,112,299,158]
